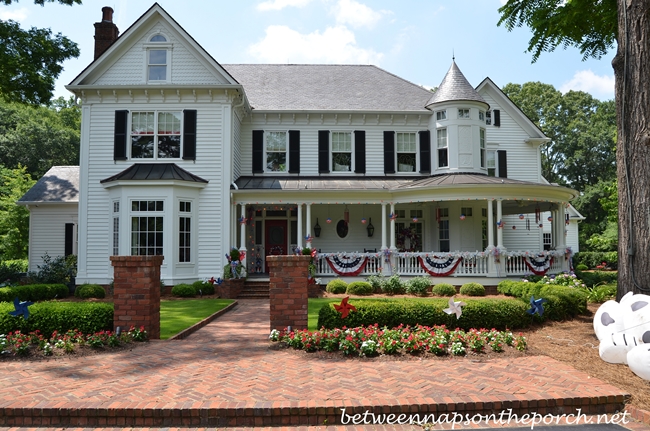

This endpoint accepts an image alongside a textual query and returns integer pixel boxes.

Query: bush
[382,275,406,295]
[459,282,485,296]
[346,281,373,296]
[28,253,77,284]
[579,283,616,303]
[74,284,106,299]
[192,280,215,295]
[0,301,113,338]
[575,264,588,271]
[431,283,456,296]
[406,276,431,296]
[573,251,618,270]
[0,283,68,302]
[574,269,618,287]
[326,279,348,294]
[171,283,196,297]
[365,274,385,293]
[0,259,28,284]
[497,280,588,320]
[317,298,532,330]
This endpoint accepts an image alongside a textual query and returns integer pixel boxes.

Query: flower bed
[269,324,526,357]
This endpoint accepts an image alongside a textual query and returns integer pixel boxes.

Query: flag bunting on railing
[524,255,554,275]
[418,255,463,277]
[325,255,368,276]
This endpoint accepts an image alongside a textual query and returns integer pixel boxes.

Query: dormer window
[147,34,170,82]
[458,109,470,119]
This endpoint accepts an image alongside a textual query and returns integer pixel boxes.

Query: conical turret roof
[425,61,489,109]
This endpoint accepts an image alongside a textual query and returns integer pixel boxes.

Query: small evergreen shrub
[0,283,68,302]
[431,283,456,296]
[28,253,77,284]
[459,282,485,296]
[575,264,588,271]
[365,274,385,293]
[346,281,373,296]
[326,279,348,294]
[406,276,431,296]
[192,280,215,295]
[381,275,405,295]
[74,284,106,299]
[171,283,196,297]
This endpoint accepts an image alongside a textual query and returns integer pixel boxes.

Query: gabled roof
[18,166,79,204]
[100,163,208,184]
[425,61,488,109]
[223,64,433,112]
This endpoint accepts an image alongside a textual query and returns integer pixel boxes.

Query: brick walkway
[0,300,634,428]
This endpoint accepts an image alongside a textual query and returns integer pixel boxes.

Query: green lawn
[160,299,234,339]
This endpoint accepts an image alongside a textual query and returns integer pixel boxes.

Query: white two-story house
[19,3,583,285]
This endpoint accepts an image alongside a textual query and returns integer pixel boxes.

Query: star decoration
[209,277,223,285]
[527,295,547,316]
[443,296,466,319]
[333,296,357,319]
[9,297,34,320]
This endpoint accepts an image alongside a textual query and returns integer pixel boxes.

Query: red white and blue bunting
[418,255,463,277]
[524,254,554,275]
[325,254,368,276]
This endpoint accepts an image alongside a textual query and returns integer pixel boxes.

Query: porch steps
[238,280,270,298]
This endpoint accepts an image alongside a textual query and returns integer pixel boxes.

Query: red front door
[265,220,288,261]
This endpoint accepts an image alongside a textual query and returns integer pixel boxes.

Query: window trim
[264,130,289,173]
[437,128,448,168]
[395,132,418,173]
[130,110,183,160]
[144,40,172,83]
[129,199,165,257]
[178,200,193,264]
[330,131,354,174]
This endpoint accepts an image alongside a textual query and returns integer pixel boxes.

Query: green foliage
[365,274,385,292]
[0,301,112,338]
[574,269,618,287]
[317,298,532,331]
[381,274,406,295]
[573,251,618,270]
[431,283,456,297]
[192,280,215,295]
[28,253,76,284]
[459,282,486,296]
[0,258,27,282]
[576,264,588,271]
[74,284,105,299]
[497,280,588,320]
[171,283,196,297]
[0,283,67,302]
[346,281,373,296]
[572,180,615,251]
[579,283,616,303]
[326,278,347,294]
[405,276,431,296]
[585,180,618,252]
[0,166,35,259]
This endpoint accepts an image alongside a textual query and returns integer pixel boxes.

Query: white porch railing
[316,252,383,277]
[505,251,566,276]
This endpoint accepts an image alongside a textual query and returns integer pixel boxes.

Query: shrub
[192,280,215,295]
[0,283,68,302]
[579,283,616,303]
[431,283,456,296]
[0,259,28,284]
[406,276,431,296]
[573,251,618,270]
[171,283,196,297]
[27,253,77,284]
[539,273,585,289]
[497,280,588,320]
[346,281,373,296]
[382,275,406,295]
[365,274,385,293]
[74,284,106,299]
[326,279,348,294]
[574,269,617,287]
[575,264,588,271]
[459,282,485,296]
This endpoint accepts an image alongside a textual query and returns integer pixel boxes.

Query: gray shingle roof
[235,176,414,191]
[223,64,433,112]
[18,166,80,204]
[425,61,488,109]
[100,163,208,184]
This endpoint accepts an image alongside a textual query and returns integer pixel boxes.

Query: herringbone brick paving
[0,300,633,427]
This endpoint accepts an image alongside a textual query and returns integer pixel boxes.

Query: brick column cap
[111,256,164,266]
[266,255,312,264]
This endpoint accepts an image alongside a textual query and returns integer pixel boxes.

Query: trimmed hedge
[192,280,215,295]
[346,281,373,296]
[573,251,618,270]
[317,298,532,331]
[574,269,618,287]
[326,279,348,294]
[459,282,485,296]
[0,284,68,302]
[74,284,105,299]
[497,280,588,320]
[0,301,113,337]
[432,283,456,296]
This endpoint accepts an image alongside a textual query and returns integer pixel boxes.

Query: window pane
[438,148,448,167]
[397,153,415,172]
[332,153,351,171]
[150,34,167,42]
[332,132,351,151]
[132,112,154,134]
[158,112,181,134]
[158,136,181,158]
[266,132,286,151]
[149,50,167,65]
[149,65,166,81]
[131,136,154,158]
[437,129,447,148]
[487,151,496,168]
[266,152,286,171]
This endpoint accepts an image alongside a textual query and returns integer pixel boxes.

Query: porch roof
[100,163,208,184]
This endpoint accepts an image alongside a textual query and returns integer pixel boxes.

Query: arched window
[150,34,167,42]
[147,34,169,81]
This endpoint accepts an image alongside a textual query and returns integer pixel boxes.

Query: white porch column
[496,200,504,248]
[381,203,387,250]
[239,203,247,270]
[487,199,494,249]
[306,203,312,247]
[558,203,566,248]
[389,203,396,250]
[551,207,558,249]
[297,203,303,249]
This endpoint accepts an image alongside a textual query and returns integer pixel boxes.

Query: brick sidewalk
[0,300,632,427]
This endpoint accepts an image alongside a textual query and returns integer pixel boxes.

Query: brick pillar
[110,256,163,339]
[267,255,310,331]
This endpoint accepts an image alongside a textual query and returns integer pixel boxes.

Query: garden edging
[166,301,238,340]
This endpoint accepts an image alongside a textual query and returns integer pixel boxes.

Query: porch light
[367,218,375,237]
[314,218,322,237]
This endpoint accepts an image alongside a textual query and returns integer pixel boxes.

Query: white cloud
[331,0,389,29]
[0,7,29,22]
[560,70,615,99]
[257,0,314,11]
[248,25,383,64]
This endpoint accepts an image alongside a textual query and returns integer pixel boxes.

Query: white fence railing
[505,252,566,276]
[315,253,383,277]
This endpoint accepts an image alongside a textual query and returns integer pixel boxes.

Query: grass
[160,299,234,339]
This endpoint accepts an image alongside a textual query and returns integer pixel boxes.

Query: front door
[265,220,288,263]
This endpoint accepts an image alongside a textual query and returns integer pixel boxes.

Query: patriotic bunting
[325,255,368,276]
[524,255,554,275]
[418,255,463,277]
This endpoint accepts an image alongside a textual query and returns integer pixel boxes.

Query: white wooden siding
[502,214,543,251]
[232,110,242,179]
[28,205,78,271]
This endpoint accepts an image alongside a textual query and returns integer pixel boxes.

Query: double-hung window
[480,128,486,168]
[332,132,352,172]
[438,208,449,252]
[265,131,287,172]
[396,132,416,172]
[179,201,192,263]
[486,149,497,176]
[436,110,447,121]
[131,111,181,159]
[147,34,170,82]
[458,108,470,119]
[437,128,448,168]
[131,200,164,256]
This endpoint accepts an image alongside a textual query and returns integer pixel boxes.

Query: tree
[0,0,81,105]
[0,166,35,260]
[498,0,650,297]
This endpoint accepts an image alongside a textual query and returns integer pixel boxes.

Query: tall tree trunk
[614,0,650,298]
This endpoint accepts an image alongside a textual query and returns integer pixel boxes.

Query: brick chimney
[94,6,119,60]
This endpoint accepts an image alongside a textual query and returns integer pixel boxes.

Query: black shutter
[288,130,300,173]
[493,109,501,127]
[497,150,508,178]
[182,110,197,160]
[354,130,366,174]
[419,130,431,174]
[64,223,74,257]
[318,130,330,173]
[114,110,128,160]
[252,130,264,173]
[383,131,395,174]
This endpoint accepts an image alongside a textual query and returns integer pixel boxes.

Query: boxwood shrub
[0,301,113,337]
[192,280,215,295]
[459,282,486,296]
[0,283,68,302]
[497,280,588,320]
[431,283,456,296]
[317,298,532,331]
[74,284,106,299]
[346,281,373,296]
[381,275,406,295]
[406,276,431,296]
[326,279,348,294]
[171,283,196,297]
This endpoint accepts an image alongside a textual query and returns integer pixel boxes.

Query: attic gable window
[146,34,171,82]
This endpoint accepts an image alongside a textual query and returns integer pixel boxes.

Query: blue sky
[2,0,616,101]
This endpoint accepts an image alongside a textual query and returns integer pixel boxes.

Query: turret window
[436,110,447,121]
[480,129,486,168]
[458,109,470,119]
[437,128,448,168]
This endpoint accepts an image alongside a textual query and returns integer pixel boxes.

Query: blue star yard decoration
[9,297,34,320]
[443,296,466,319]
[527,295,547,316]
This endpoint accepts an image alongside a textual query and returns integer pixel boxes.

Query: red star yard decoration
[333,296,357,319]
